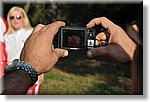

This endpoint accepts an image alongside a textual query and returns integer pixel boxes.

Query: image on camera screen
[62,29,85,49]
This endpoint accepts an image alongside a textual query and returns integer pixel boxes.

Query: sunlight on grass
[40,68,132,95]
[40,51,132,95]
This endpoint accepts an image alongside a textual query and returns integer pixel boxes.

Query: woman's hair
[7,6,32,34]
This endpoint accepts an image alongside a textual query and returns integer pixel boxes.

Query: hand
[86,17,136,63]
[20,21,68,75]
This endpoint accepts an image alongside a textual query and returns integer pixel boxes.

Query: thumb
[87,47,108,58]
[54,48,69,58]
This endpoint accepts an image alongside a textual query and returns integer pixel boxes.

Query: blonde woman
[5,6,32,62]
[4,6,44,94]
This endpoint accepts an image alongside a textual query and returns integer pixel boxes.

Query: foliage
[27,2,142,29]
[4,2,142,29]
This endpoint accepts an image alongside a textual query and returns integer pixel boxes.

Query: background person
[4,6,43,94]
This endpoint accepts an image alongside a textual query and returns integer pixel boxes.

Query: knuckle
[36,24,44,28]
[101,17,107,20]
[55,21,63,24]
[53,21,64,27]
[92,48,99,56]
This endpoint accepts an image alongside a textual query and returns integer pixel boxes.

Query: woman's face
[10,10,24,30]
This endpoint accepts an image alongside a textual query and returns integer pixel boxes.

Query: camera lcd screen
[61,29,85,49]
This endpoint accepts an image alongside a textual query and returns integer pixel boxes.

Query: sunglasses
[10,15,22,20]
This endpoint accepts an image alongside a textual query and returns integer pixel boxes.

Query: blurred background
[2,1,142,95]
[3,2,142,29]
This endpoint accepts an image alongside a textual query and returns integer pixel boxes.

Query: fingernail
[86,24,89,27]
[63,50,68,57]
[87,50,93,57]
[63,22,66,26]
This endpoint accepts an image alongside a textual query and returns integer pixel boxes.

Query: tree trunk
[24,2,30,14]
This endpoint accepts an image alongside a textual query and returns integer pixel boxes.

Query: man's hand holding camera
[86,17,137,64]
[21,21,68,75]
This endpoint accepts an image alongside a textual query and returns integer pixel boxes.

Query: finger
[87,47,108,58]
[132,24,139,32]
[95,38,100,46]
[86,17,112,29]
[45,21,65,38]
[40,21,65,44]
[54,48,69,58]
[96,32,107,41]
[32,24,45,34]
[37,21,65,45]
[95,32,109,46]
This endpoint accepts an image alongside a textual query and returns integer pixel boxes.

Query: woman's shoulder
[4,32,14,42]
[4,32,14,38]
[21,28,33,38]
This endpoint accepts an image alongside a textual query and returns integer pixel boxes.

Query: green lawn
[40,51,132,95]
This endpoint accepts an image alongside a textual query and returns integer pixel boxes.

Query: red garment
[0,42,7,78]
[26,83,41,95]
[0,17,8,78]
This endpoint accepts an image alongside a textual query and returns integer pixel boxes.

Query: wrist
[20,56,41,75]
[4,59,38,86]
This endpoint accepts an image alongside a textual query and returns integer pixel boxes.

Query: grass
[40,51,132,95]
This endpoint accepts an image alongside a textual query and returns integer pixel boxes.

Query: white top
[4,28,33,63]
[0,17,7,42]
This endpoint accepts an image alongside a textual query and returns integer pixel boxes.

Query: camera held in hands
[58,27,96,50]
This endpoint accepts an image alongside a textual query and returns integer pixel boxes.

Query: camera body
[58,27,96,50]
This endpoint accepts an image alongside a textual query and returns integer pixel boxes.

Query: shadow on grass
[55,51,131,76]
[41,50,132,95]
[86,75,132,95]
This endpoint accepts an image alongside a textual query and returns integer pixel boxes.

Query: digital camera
[58,27,96,50]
